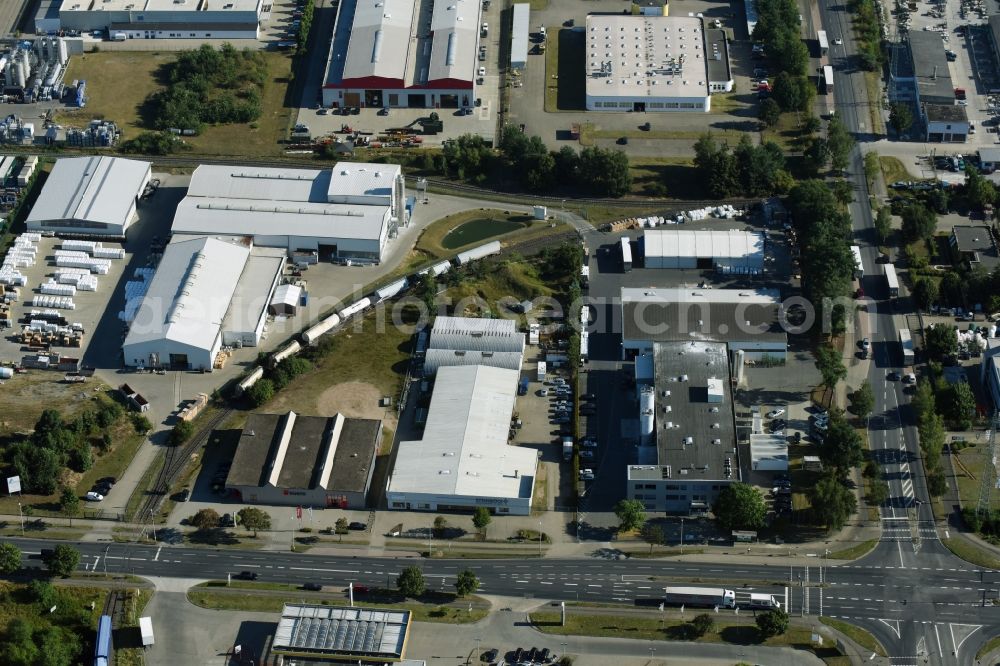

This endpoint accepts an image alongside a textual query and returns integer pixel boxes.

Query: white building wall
[120,26,259,39]
[122,335,219,372]
[385,490,532,515]
[586,94,710,112]
[322,86,476,109]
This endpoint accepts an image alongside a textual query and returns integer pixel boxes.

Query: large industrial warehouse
[55,0,263,39]
[642,229,765,272]
[272,605,411,663]
[422,315,525,374]
[386,365,536,515]
[225,411,381,508]
[620,287,787,360]
[321,0,482,108]
[122,237,284,370]
[26,156,151,237]
[171,163,406,263]
[585,15,731,112]
[627,341,738,513]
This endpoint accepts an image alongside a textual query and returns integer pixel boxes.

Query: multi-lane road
[815,0,1000,661]
[8,536,1000,663]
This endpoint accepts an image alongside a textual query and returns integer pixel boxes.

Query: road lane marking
[153,547,161,562]
[288,567,358,573]
[934,624,943,659]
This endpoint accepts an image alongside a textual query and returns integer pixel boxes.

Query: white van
[112,31,128,41]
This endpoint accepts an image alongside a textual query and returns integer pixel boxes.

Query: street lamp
[679,517,684,554]
[474,637,481,664]
[538,520,543,556]
[17,502,24,537]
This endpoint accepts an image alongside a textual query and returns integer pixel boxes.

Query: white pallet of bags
[54,249,89,259]
[41,281,76,296]
[61,239,96,253]
[30,296,75,310]
[20,232,41,242]
[93,246,125,259]
[77,276,98,291]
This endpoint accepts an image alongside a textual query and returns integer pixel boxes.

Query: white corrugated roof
[341,0,414,83]
[270,283,302,308]
[430,315,525,353]
[511,3,529,66]
[644,229,764,261]
[273,604,408,657]
[428,0,480,83]
[27,156,150,230]
[424,349,523,374]
[388,365,536,497]
[224,249,285,334]
[123,237,249,351]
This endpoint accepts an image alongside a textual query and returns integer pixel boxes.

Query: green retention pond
[440,217,531,250]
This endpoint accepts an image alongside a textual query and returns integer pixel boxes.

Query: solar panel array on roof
[273,605,408,658]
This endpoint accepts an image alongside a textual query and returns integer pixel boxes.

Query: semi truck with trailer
[562,436,573,461]
[899,328,915,366]
[663,586,736,608]
[620,237,632,272]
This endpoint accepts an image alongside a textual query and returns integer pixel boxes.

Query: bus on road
[884,263,899,297]
[821,65,834,94]
[851,245,864,279]
[899,328,915,366]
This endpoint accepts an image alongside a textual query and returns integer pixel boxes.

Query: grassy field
[0,581,107,664]
[820,617,887,656]
[56,50,295,157]
[0,387,146,517]
[826,539,879,560]
[952,443,1000,512]
[863,72,886,137]
[761,112,811,152]
[530,611,845,659]
[187,586,488,622]
[879,155,916,185]
[629,156,697,198]
[266,309,413,413]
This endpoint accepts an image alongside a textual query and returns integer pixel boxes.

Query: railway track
[131,408,234,523]
[100,589,126,624]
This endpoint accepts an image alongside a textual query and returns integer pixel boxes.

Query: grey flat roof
[329,418,382,491]
[273,604,408,659]
[925,103,968,122]
[222,248,285,336]
[621,287,786,344]
[652,340,736,480]
[705,28,731,83]
[909,31,954,103]
[229,412,379,492]
[979,147,1000,163]
[991,15,1000,53]
[952,225,996,253]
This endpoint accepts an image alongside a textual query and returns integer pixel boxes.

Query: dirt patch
[0,374,110,435]
[316,381,397,430]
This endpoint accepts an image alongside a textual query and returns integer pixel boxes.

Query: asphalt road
[7,536,1000,662]
[814,0,997,662]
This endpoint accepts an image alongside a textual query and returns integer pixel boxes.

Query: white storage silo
[639,384,655,445]
[57,38,68,66]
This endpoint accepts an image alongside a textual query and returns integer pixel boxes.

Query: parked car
[579,469,595,480]
[236,571,258,581]
[538,388,549,396]
[84,491,103,502]
[303,582,322,591]
[351,583,370,594]
[765,409,785,419]
[221,513,235,527]
[887,371,901,381]
[581,393,596,401]
[580,450,595,460]
[178,487,191,502]
[580,439,598,448]
[349,521,367,530]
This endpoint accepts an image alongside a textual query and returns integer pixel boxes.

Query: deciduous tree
[712,483,766,531]
[396,565,426,598]
[614,499,647,533]
[809,476,857,530]
[237,507,271,537]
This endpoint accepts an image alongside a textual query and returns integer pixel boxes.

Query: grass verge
[529,611,844,659]
[941,537,1000,570]
[863,72,885,137]
[187,587,488,622]
[977,634,1000,660]
[820,617,887,656]
[826,539,878,560]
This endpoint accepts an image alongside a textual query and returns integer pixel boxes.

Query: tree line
[440,126,632,197]
[146,43,268,133]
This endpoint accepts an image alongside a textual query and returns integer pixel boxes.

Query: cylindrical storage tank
[14,61,25,89]
[639,385,655,444]
[57,38,68,66]
[236,366,264,397]
[302,313,341,344]
[339,297,371,320]
[271,340,301,366]
[0,367,13,379]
